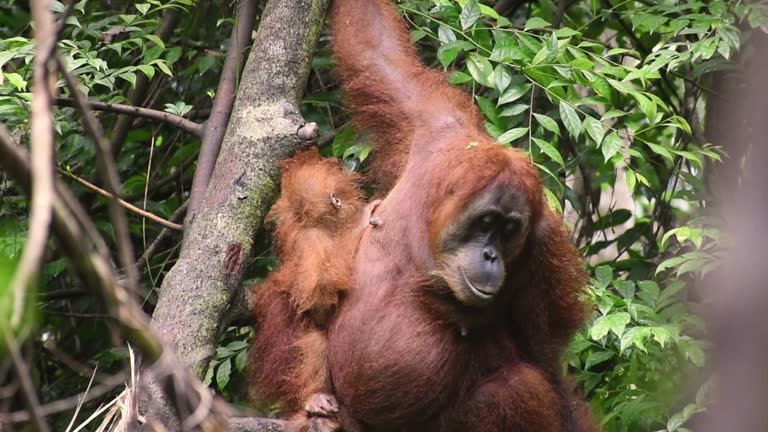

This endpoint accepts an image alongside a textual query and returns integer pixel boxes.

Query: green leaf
[438,25,457,44]
[606,312,631,338]
[591,76,613,100]
[216,359,232,390]
[144,34,165,50]
[570,58,595,70]
[437,44,460,68]
[494,64,512,93]
[5,73,26,91]
[235,350,248,373]
[559,102,581,138]
[137,64,155,79]
[601,132,622,162]
[543,188,563,213]
[500,104,529,117]
[637,280,660,305]
[118,71,137,87]
[632,92,657,121]
[532,138,565,168]
[524,17,551,30]
[460,0,481,30]
[614,280,635,300]
[136,3,151,14]
[625,169,637,194]
[203,361,216,385]
[476,95,500,126]
[466,54,494,88]
[584,351,614,370]
[332,125,358,158]
[497,127,528,145]
[153,59,173,77]
[533,113,560,135]
[651,327,670,347]
[620,327,650,353]
[410,29,427,42]
[594,265,613,288]
[590,316,610,340]
[497,83,531,105]
[583,116,605,145]
[530,44,550,66]
[647,142,675,162]
[449,71,473,84]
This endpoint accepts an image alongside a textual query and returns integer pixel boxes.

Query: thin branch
[56,99,204,136]
[56,55,141,295]
[3,330,50,432]
[60,169,183,231]
[186,0,258,227]
[136,200,188,271]
[11,0,58,330]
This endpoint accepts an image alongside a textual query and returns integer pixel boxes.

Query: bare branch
[56,98,204,136]
[229,417,287,432]
[186,0,258,227]
[59,169,183,231]
[3,330,50,432]
[56,55,141,295]
[10,0,58,330]
[136,200,188,271]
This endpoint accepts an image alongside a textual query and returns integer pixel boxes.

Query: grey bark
[140,0,329,428]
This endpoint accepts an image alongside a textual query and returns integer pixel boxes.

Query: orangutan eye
[503,222,518,236]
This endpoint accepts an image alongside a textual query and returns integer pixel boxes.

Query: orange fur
[249,148,367,430]
[324,1,597,431]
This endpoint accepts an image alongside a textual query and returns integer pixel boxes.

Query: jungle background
[1,0,767,431]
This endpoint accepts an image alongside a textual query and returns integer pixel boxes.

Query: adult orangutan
[250,0,596,431]
[325,0,596,431]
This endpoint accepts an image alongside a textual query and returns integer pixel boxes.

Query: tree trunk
[140,0,329,428]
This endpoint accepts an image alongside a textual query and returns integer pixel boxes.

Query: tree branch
[137,200,189,271]
[56,55,141,295]
[3,330,49,432]
[59,169,183,231]
[10,0,58,330]
[186,0,258,228]
[56,98,204,136]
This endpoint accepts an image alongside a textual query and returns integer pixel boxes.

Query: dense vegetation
[1,0,765,430]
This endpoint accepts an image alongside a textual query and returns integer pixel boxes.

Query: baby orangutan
[249,148,372,432]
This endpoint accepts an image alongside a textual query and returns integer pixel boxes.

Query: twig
[136,200,188,270]
[3,329,50,432]
[59,169,183,231]
[56,54,141,294]
[10,0,58,330]
[56,99,204,136]
[53,0,77,40]
[186,0,258,227]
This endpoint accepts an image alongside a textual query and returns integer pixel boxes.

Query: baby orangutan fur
[249,148,370,432]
